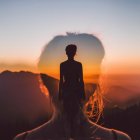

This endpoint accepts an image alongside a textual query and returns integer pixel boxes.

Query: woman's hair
[38,32,105,122]
[85,83,104,123]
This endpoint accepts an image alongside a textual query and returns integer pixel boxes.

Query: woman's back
[13,43,131,140]
[13,112,131,140]
[59,59,85,102]
[61,60,82,89]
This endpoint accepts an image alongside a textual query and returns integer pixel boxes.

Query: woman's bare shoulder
[13,131,28,140]
[13,120,56,140]
[13,128,44,140]
[89,122,131,140]
[98,125,131,140]
[74,60,81,64]
[112,129,132,140]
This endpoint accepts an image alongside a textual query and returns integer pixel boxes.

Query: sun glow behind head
[38,33,105,83]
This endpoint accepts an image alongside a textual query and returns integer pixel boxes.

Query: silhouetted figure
[59,44,85,138]
[13,33,131,140]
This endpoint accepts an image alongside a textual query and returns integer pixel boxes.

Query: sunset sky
[0,0,140,74]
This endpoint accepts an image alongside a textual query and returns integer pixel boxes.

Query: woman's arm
[79,63,86,100]
[58,63,63,100]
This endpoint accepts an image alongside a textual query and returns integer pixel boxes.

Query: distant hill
[0,70,52,140]
[103,74,140,108]
[98,104,140,140]
[0,70,52,121]
[104,85,140,108]
[0,70,140,140]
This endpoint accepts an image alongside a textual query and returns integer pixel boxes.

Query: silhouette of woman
[13,33,131,140]
[58,44,85,138]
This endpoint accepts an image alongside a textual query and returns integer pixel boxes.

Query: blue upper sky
[0,0,140,73]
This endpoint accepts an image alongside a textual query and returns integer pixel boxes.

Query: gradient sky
[38,33,105,83]
[0,0,140,74]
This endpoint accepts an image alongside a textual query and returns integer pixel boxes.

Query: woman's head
[38,33,105,120]
[65,44,77,59]
[38,33,104,82]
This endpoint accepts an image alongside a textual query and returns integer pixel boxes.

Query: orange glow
[38,61,101,83]
[0,62,38,73]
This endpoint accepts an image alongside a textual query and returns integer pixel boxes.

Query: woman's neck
[68,57,74,61]
[53,105,88,123]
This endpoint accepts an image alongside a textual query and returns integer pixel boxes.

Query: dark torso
[61,60,81,92]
